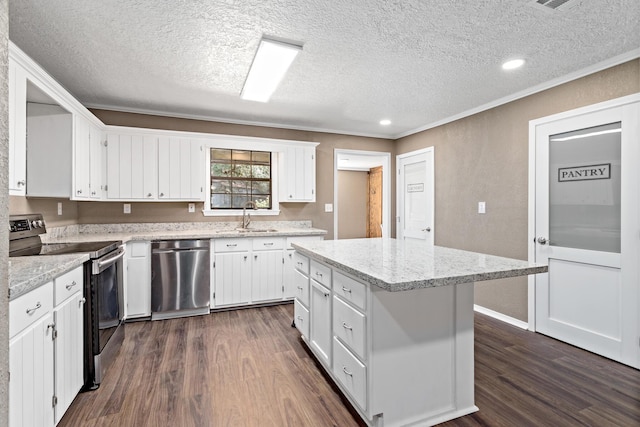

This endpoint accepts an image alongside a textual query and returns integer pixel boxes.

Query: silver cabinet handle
[536,237,548,245]
[243,256,247,261]
[342,322,352,330]
[77,189,82,194]
[17,180,26,186]
[296,262,303,266]
[26,302,41,315]
[315,272,323,278]
[91,191,96,196]
[79,297,86,305]
[341,286,351,293]
[65,280,77,290]
[254,255,258,260]
[159,192,165,197]
[147,193,152,197]
[323,292,329,298]
[297,286,304,290]
[227,244,237,247]
[296,316,303,322]
[422,227,431,232]
[342,366,353,377]
[263,242,274,246]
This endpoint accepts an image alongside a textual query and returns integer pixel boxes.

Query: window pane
[211,149,231,161]
[232,150,251,162]
[211,179,231,193]
[254,196,271,209]
[232,164,252,177]
[232,195,250,208]
[549,122,621,253]
[252,181,270,194]
[211,163,231,177]
[252,151,270,164]
[252,164,270,179]
[232,180,251,194]
[211,194,231,208]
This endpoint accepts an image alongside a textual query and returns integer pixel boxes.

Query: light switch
[188,203,195,213]
[57,202,63,216]
[478,201,486,214]
[325,203,333,213]
[123,203,131,214]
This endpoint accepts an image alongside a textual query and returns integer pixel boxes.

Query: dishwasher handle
[152,247,209,254]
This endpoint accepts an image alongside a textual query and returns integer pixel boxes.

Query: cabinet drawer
[293,252,309,275]
[333,337,367,411]
[214,238,251,253]
[286,235,323,250]
[294,299,309,339]
[252,237,284,251]
[333,296,366,360]
[10,282,54,339]
[310,260,331,288]
[54,266,84,305]
[333,271,366,311]
[294,269,310,306]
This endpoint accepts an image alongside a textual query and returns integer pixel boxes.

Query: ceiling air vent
[530,0,581,12]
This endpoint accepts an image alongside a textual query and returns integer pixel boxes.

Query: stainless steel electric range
[9,213,126,390]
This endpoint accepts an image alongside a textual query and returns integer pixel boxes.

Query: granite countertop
[9,254,89,301]
[43,226,327,244]
[292,238,548,292]
[11,222,326,301]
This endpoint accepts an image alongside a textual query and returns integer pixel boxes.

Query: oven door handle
[93,246,126,274]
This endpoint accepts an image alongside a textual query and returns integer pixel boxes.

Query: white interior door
[533,97,639,368]
[397,148,434,243]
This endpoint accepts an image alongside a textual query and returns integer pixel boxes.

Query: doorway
[334,149,391,240]
[397,147,435,244]
[528,94,639,368]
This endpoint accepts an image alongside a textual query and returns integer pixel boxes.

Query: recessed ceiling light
[379,119,391,126]
[502,59,525,70]
[241,37,303,103]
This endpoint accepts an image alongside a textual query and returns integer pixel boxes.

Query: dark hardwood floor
[59,304,640,427]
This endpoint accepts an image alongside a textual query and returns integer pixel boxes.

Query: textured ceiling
[8,0,640,139]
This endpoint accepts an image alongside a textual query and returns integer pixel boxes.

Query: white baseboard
[473,305,529,330]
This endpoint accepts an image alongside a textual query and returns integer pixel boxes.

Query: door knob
[536,237,548,245]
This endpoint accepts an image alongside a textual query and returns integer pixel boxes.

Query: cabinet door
[251,250,284,302]
[53,293,84,424]
[283,250,296,299]
[158,137,204,200]
[8,58,27,195]
[130,135,158,200]
[89,124,104,199]
[280,145,316,202]
[213,252,251,307]
[126,242,151,318]
[74,116,91,199]
[9,312,55,427]
[310,280,332,366]
[106,133,130,199]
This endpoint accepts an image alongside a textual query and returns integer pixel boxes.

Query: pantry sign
[558,163,610,182]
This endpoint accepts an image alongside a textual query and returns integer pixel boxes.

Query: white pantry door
[532,96,639,368]
[397,148,434,244]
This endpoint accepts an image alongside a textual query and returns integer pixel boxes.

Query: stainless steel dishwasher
[151,239,210,320]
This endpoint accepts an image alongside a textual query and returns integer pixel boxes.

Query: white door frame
[396,147,435,242]
[334,149,392,240]
[527,92,640,330]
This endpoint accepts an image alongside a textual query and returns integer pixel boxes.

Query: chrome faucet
[241,200,258,229]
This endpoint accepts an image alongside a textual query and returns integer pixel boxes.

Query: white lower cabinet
[212,239,252,307]
[310,277,332,366]
[251,237,284,302]
[9,267,86,427]
[126,241,151,318]
[9,282,55,427]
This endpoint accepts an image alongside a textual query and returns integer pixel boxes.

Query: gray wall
[396,59,640,321]
[1,0,10,424]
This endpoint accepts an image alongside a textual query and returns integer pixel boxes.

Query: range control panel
[9,214,46,239]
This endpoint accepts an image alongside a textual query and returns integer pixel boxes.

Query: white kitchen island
[291,238,547,427]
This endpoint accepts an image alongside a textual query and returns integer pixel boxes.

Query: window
[210,148,272,209]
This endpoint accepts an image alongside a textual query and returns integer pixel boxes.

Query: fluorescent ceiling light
[379,119,391,126]
[550,128,621,141]
[502,58,525,70]
[241,38,303,103]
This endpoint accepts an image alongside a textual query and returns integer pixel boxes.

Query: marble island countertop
[292,238,548,292]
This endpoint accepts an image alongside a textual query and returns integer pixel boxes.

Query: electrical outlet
[325,203,333,213]
[188,203,195,213]
[478,201,486,214]
[123,203,131,214]
[57,202,63,216]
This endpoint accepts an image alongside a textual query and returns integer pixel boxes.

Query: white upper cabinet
[8,57,27,195]
[71,115,103,200]
[106,133,158,200]
[280,144,316,202]
[157,137,204,201]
